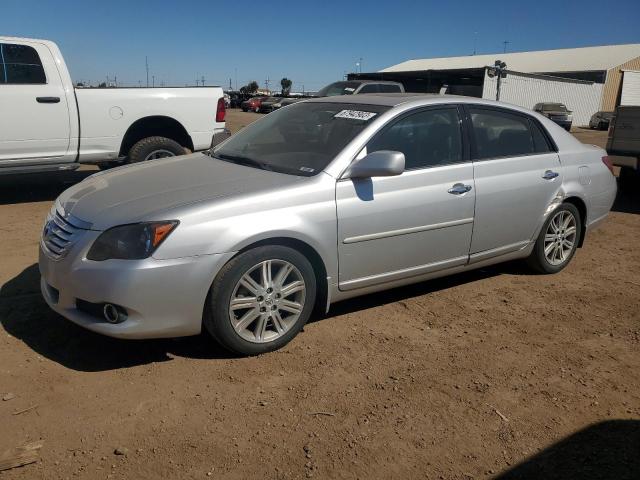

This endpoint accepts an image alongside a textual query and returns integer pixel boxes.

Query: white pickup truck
[0,37,226,174]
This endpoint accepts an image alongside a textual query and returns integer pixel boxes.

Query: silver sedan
[39,94,617,355]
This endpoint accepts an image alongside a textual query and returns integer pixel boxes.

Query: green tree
[280,78,292,95]
[240,81,259,94]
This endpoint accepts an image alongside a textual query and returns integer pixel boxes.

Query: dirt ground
[0,112,638,479]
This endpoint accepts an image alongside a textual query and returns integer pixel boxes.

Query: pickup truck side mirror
[343,150,405,179]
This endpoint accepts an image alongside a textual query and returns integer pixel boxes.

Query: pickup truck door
[0,40,71,164]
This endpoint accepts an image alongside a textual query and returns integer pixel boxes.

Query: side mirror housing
[343,150,405,179]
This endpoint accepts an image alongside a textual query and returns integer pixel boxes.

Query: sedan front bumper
[39,242,235,339]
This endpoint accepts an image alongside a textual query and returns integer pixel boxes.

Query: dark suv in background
[533,103,573,131]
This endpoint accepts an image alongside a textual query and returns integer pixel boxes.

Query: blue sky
[2,0,639,91]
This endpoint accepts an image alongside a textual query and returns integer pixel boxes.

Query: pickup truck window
[0,43,46,84]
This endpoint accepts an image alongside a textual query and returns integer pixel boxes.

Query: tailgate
[607,106,640,156]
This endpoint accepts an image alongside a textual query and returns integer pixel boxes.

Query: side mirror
[343,150,405,179]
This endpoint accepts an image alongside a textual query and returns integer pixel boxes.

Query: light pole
[489,60,507,101]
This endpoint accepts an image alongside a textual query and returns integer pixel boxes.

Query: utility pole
[201,75,205,87]
[473,31,478,55]
[265,77,270,94]
[502,40,510,53]
[152,75,155,87]
[145,56,149,87]
[229,78,232,90]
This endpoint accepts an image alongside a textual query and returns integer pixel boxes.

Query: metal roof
[381,44,640,74]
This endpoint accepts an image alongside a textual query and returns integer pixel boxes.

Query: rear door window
[0,43,46,84]
[468,107,537,159]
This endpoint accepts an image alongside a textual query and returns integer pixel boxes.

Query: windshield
[317,81,361,97]
[213,102,389,176]
[542,103,568,112]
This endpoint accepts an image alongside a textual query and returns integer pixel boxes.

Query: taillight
[602,156,615,175]
[216,97,226,123]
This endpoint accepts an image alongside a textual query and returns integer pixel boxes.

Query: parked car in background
[316,80,405,97]
[589,111,614,130]
[241,96,267,112]
[607,105,640,186]
[0,37,226,174]
[39,94,616,356]
[259,96,284,113]
[533,103,573,131]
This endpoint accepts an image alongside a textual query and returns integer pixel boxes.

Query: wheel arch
[563,195,587,247]
[119,116,194,157]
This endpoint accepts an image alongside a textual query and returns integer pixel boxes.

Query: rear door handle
[448,183,472,195]
[36,96,60,103]
[542,170,559,180]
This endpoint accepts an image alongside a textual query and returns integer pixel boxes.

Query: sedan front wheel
[205,245,316,355]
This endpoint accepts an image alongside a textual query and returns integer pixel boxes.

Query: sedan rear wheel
[527,203,581,274]
[205,245,316,356]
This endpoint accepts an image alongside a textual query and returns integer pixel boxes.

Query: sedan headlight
[87,221,178,261]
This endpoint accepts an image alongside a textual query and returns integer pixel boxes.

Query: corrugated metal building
[350,44,640,124]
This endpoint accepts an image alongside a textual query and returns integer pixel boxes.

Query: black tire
[204,245,317,356]
[127,136,186,164]
[526,203,582,274]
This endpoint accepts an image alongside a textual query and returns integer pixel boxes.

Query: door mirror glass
[343,150,405,179]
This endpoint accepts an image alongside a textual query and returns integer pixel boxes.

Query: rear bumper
[39,244,234,339]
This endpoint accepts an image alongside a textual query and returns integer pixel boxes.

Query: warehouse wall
[482,71,603,126]
[601,56,640,111]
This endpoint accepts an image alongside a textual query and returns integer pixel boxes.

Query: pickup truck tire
[127,136,187,164]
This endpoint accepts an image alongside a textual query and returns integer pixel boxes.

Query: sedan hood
[57,153,304,230]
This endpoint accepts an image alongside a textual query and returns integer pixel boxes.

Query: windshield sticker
[299,167,315,173]
[343,88,356,92]
[334,110,377,121]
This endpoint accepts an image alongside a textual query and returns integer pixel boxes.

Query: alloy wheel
[228,259,306,343]
[544,210,577,266]
[144,149,176,161]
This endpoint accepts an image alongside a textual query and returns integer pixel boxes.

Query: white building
[350,44,640,125]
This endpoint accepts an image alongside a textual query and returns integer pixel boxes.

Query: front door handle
[448,183,472,195]
[542,170,559,180]
[36,96,60,104]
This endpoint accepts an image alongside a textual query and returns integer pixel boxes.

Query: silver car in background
[39,94,617,355]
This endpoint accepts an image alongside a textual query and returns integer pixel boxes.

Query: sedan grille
[42,209,90,260]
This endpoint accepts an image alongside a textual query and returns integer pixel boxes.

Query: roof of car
[303,93,552,118]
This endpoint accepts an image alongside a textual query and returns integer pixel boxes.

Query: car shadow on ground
[495,419,640,479]
[1,260,523,372]
[0,170,97,205]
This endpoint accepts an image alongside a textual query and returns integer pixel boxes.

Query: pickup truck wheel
[127,136,187,164]
[205,245,316,356]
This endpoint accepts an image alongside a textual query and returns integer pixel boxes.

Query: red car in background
[241,96,267,112]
